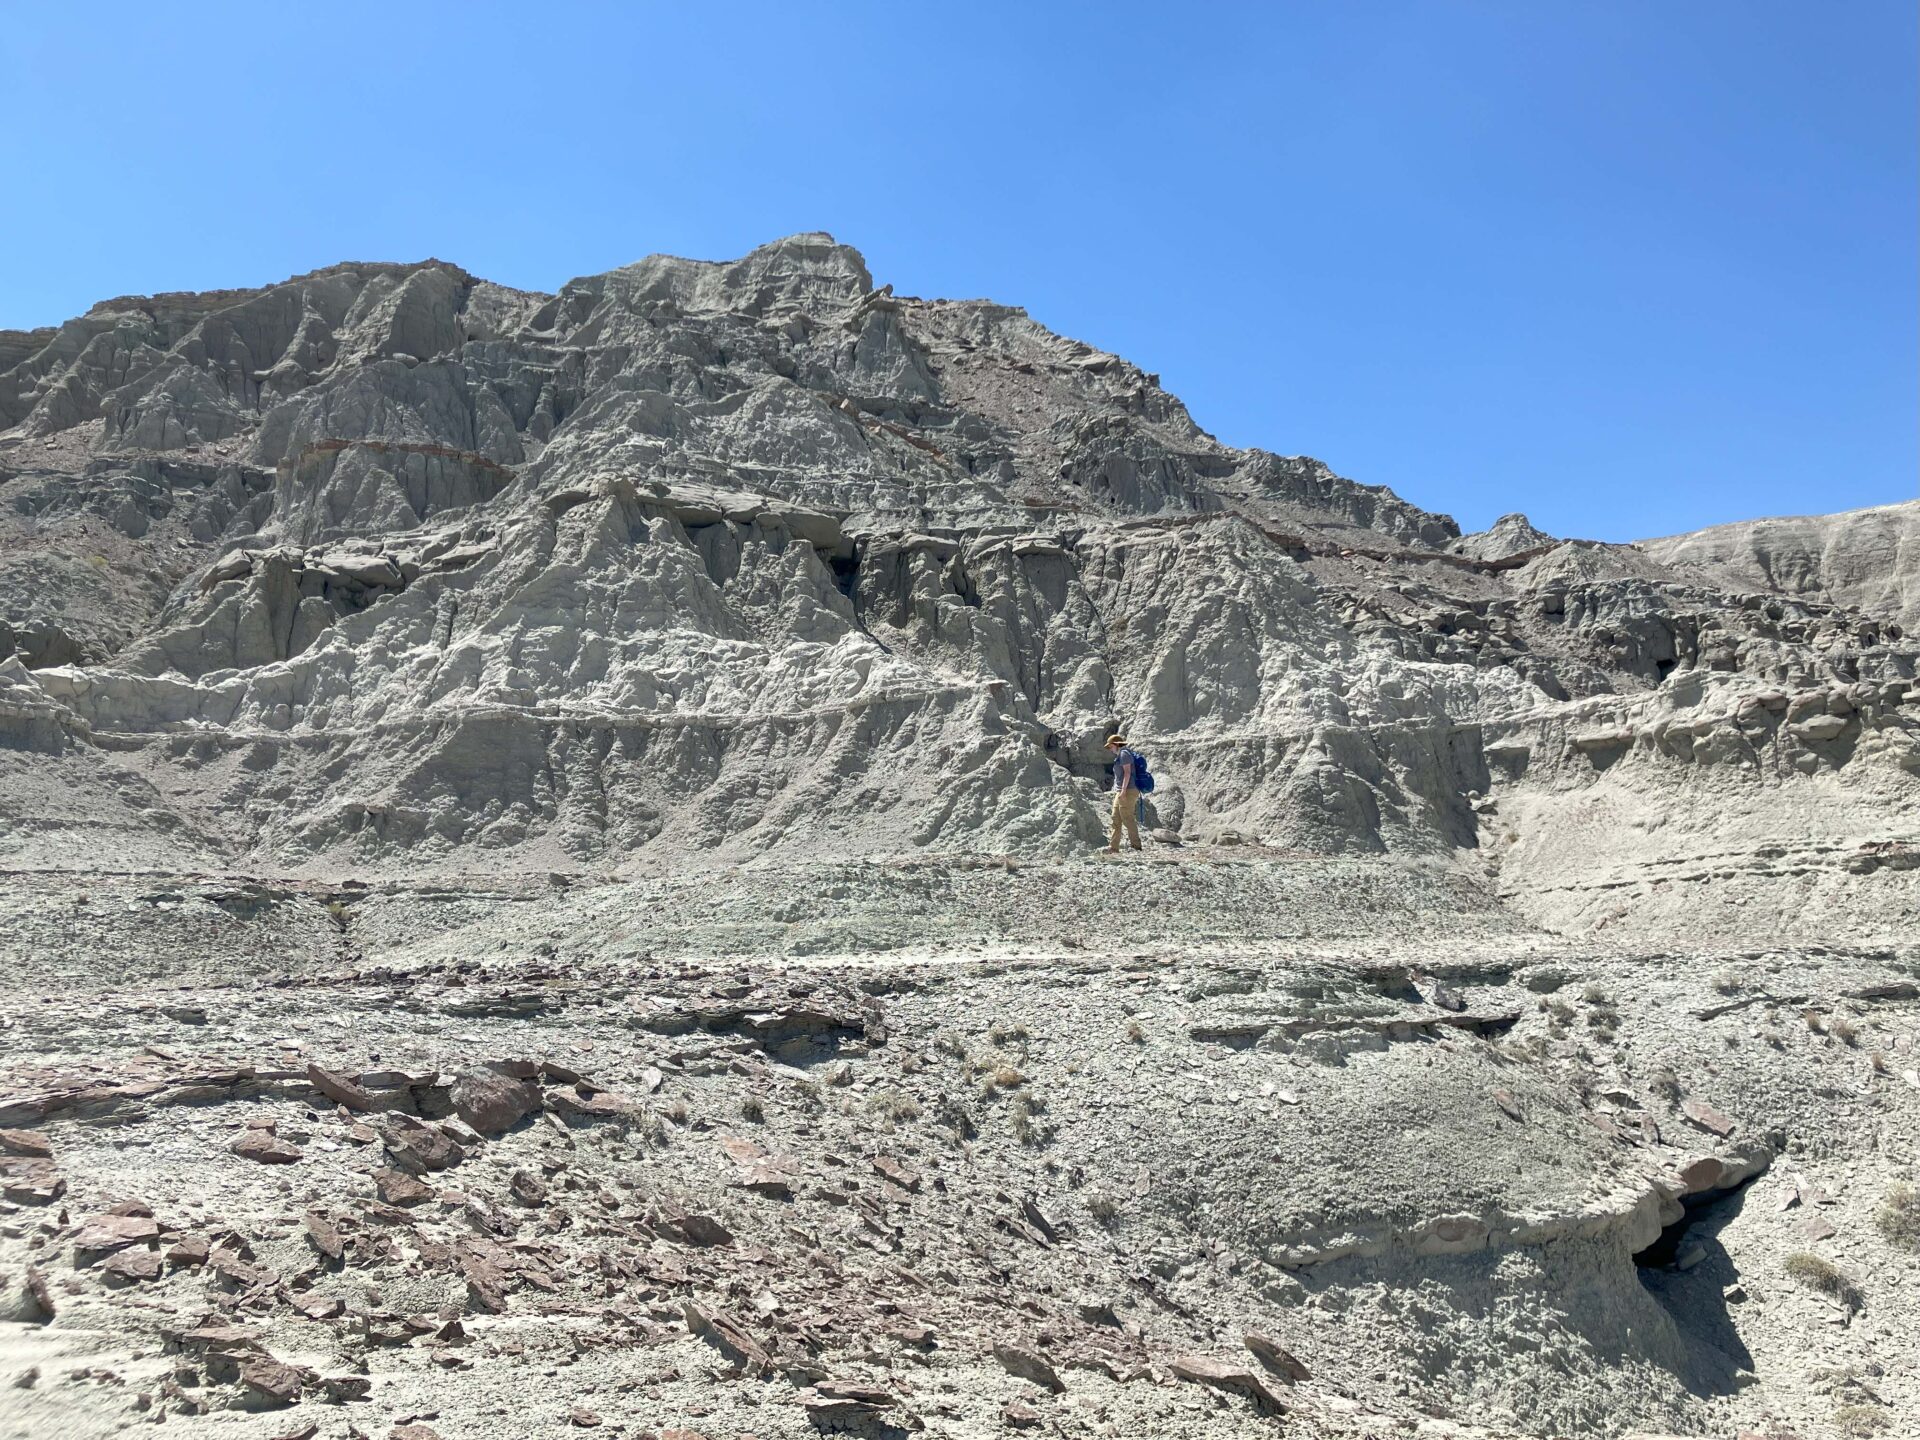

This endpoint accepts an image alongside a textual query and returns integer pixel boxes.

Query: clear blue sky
[3,2,1913,540]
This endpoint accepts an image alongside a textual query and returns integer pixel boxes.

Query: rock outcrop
[2,236,1917,1440]
[3,234,1914,946]
[1640,499,1920,629]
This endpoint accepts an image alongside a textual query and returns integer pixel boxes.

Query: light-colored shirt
[1110,748,1140,792]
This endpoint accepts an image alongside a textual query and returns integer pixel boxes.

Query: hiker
[1103,733,1144,854]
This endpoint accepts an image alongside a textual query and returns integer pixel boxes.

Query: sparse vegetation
[1125,1019,1146,1044]
[1580,984,1612,1006]
[1782,1251,1861,1309]
[1009,1091,1052,1147]
[1828,1014,1859,1046]
[1648,1067,1681,1104]
[1087,1192,1120,1226]
[933,1032,968,1061]
[790,1078,825,1115]
[988,1020,1030,1047]
[665,1099,689,1126]
[932,1093,976,1141]
[740,1094,765,1123]
[1711,970,1745,995]
[1874,1183,1920,1249]
[867,1089,921,1124]
[1832,1405,1892,1437]
[976,1060,1026,1100]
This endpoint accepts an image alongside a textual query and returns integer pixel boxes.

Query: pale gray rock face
[1451,511,1555,561]
[0,233,1914,946]
[1,237,1918,1440]
[1639,499,1920,629]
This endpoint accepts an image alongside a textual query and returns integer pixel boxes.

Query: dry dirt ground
[2,859,1917,1440]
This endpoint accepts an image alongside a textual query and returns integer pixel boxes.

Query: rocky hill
[1641,500,1920,631]
[1,238,1915,1440]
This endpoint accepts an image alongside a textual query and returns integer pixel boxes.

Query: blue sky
[3,1,1912,541]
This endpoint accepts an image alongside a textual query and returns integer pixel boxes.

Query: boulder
[450,1069,543,1135]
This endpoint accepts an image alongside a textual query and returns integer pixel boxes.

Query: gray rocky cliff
[1639,499,1920,629]
[0,234,1914,942]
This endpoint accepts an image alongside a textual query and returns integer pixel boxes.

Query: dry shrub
[1782,1251,1861,1309]
[867,1089,921,1124]
[1874,1183,1920,1250]
[1832,1405,1891,1437]
[1010,1091,1051,1147]
[933,1094,975,1141]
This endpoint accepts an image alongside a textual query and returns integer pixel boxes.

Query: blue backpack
[1131,750,1155,793]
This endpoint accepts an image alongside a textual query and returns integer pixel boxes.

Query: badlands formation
[0,236,1915,1440]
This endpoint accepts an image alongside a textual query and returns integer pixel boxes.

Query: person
[1103,733,1143,854]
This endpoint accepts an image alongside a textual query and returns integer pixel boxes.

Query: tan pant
[1108,787,1141,852]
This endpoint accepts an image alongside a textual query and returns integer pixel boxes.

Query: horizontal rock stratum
[1,237,1916,1440]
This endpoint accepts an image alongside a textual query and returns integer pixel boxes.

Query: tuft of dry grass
[976,1061,1026,1101]
[1648,1067,1681,1104]
[1832,1405,1891,1437]
[1087,1193,1120,1226]
[790,1078,824,1115]
[1009,1091,1051,1147]
[1710,970,1745,996]
[867,1089,921,1124]
[1782,1251,1862,1309]
[1125,1020,1146,1044]
[933,1093,975,1142]
[1828,1014,1859,1046]
[740,1094,765,1123]
[1874,1183,1920,1250]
